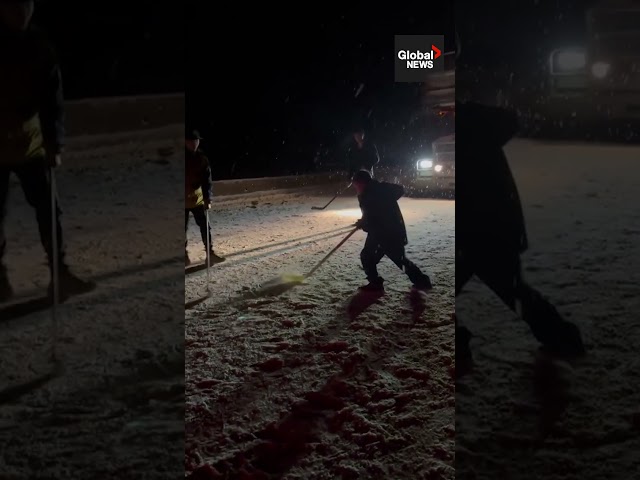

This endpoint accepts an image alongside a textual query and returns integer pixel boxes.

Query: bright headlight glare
[591,61,610,79]
[554,50,586,71]
[434,165,443,173]
[418,159,433,169]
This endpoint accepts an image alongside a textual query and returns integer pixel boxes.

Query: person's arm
[355,197,370,231]
[40,62,65,157]
[370,143,380,166]
[381,182,404,201]
[201,155,213,206]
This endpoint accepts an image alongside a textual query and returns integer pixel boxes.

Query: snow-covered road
[0,126,185,479]
[456,139,640,480]
[185,193,455,479]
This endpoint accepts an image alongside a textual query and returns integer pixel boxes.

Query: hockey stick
[205,208,211,295]
[49,167,59,364]
[311,182,352,210]
[305,227,358,278]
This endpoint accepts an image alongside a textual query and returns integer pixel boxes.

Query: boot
[206,249,226,264]
[0,266,13,303]
[412,274,433,292]
[519,284,585,357]
[48,264,96,303]
[358,276,385,293]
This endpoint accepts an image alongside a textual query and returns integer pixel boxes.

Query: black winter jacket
[456,101,528,255]
[357,180,408,248]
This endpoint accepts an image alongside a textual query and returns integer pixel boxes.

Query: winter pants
[0,159,65,269]
[360,234,428,284]
[185,205,212,250]
[455,246,521,310]
[455,246,569,348]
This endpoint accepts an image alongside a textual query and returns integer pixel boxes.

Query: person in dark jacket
[185,130,225,266]
[0,0,95,302]
[347,129,380,181]
[352,170,432,292]
[455,101,585,367]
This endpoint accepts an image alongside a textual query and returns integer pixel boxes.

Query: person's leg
[191,206,210,249]
[474,252,521,311]
[454,248,475,373]
[185,209,191,264]
[13,162,64,267]
[14,161,94,300]
[383,244,432,289]
[0,168,13,300]
[401,255,431,289]
[476,252,584,355]
[517,279,585,355]
[192,206,224,263]
[360,234,385,289]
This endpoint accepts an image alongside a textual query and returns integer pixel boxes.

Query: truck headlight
[417,159,433,170]
[591,61,610,79]
[550,48,586,74]
[434,165,443,173]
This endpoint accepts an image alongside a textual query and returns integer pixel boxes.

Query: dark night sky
[34,2,602,179]
[33,0,183,99]
[457,0,593,67]
[187,2,455,179]
[32,1,455,179]
[456,0,593,111]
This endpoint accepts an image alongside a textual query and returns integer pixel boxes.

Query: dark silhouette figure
[347,129,380,180]
[455,101,585,370]
[0,0,94,302]
[352,170,432,292]
[185,129,224,265]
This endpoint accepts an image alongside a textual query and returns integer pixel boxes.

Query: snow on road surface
[0,125,185,479]
[185,194,455,479]
[456,139,640,480]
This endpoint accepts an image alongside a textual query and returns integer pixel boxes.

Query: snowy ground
[456,139,640,479]
[185,193,455,478]
[0,125,185,479]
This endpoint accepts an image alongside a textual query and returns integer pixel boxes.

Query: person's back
[0,24,60,165]
[456,101,527,255]
[357,179,407,247]
[185,147,210,209]
[0,25,52,117]
[347,130,379,179]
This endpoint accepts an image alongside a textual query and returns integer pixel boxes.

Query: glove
[354,218,364,229]
[45,152,62,168]
[204,202,212,210]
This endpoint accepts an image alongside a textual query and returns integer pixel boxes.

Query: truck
[521,0,640,138]
[412,50,455,195]
[415,133,455,191]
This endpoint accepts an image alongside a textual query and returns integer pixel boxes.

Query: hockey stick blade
[311,183,351,210]
[311,194,338,210]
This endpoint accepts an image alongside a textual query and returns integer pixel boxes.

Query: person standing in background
[185,129,225,266]
[0,0,95,302]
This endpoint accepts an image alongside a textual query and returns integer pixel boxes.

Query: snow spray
[252,228,359,297]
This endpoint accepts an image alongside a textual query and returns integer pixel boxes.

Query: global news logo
[395,35,445,82]
[397,45,442,69]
